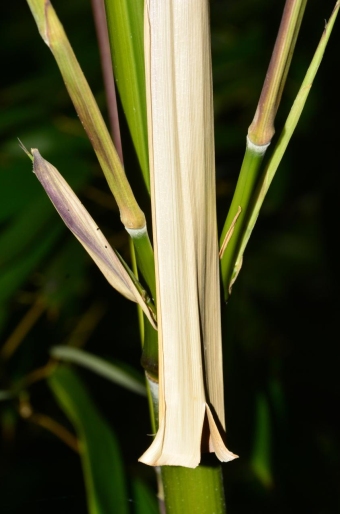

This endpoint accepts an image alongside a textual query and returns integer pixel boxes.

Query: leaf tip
[17,138,33,162]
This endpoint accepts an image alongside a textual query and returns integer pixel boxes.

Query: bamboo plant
[1,0,338,512]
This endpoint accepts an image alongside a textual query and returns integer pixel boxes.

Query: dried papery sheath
[140,0,237,467]
[32,149,156,329]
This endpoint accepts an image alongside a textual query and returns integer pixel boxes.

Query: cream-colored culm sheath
[139,0,238,468]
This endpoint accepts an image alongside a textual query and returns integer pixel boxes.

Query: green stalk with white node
[220,0,307,299]
[23,0,340,512]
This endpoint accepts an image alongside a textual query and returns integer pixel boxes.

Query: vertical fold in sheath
[140,0,237,468]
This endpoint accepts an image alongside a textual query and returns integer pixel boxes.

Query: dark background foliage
[1,0,339,512]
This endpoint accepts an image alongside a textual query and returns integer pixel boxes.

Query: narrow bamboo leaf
[30,148,157,329]
[140,0,237,467]
[232,1,340,283]
[48,366,129,514]
[26,0,156,298]
[50,346,147,396]
[250,393,274,488]
[104,0,150,192]
[26,0,145,230]
[220,0,308,299]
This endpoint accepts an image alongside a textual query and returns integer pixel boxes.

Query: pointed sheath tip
[31,148,45,175]
[31,148,40,159]
[32,148,52,178]
[17,138,33,161]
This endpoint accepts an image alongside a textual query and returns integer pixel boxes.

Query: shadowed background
[1,0,339,512]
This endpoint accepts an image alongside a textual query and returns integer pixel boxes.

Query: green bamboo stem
[220,0,307,300]
[130,239,158,443]
[104,0,150,192]
[248,0,307,145]
[91,0,156,301]
[96,0,159,416]
[232,0,340,286]
[219,138,269,299]
[141,319,158,379]
[161,460,226,514]
[26,0,156,299]
[91,0,157,302]
[143,369,227,514]
[126,226,156,301]
[26,0,144,230]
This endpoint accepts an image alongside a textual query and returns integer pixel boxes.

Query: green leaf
[104,0,149,192]
[48,365,129,514]
[39,238,88,310]
[132,478,159,514]
[228,1,340,289]
[219,140,268,300]
[0,223,63,305]
[26,0,146,230]
[250,393,274,489]
[50,346,147,397]
[0,193,60,269]
[219,2,339,300]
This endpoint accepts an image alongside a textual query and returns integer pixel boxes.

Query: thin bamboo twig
[91,0,124,164]
[92,0,157,300]
[28,412,79,453]
[65,301,107,349]
[1,298,46,360]
[219,0,307,299]
[14,361,57,391]
[233,0,340,275]
[27,0,143,230]
[18,395,79,452]
[90,15,159,498]
[30,413,79,452]
[248,0,308,145]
